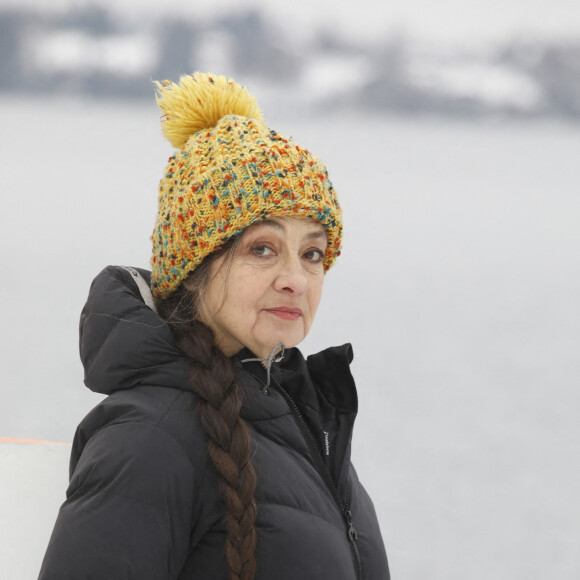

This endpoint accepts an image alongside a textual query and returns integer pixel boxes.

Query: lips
[265,307,303,320]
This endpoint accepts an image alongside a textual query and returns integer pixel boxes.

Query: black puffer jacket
[39,266,389,580]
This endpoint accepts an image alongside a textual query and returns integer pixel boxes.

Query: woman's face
[199,216,327,359]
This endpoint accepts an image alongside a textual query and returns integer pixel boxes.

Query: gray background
[1,1,579,578]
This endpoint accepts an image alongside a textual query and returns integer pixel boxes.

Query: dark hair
[156,236,258,580]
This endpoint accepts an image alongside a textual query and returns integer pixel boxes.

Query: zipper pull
[345,509,358,542]
[348,524,359,542]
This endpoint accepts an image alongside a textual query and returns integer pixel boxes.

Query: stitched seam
[258,500,344,532]
[84,418,198,472]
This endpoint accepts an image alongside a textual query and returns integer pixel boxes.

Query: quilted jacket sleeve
[38,421,196,580]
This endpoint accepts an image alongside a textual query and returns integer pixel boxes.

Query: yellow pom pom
[154,72,264,149]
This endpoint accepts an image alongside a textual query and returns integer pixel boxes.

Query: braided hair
[156,238,258,580]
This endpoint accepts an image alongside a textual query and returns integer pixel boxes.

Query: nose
[273,255,308,295]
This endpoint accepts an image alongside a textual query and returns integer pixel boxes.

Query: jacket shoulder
[40,415,203,579]
[72,385,207,478]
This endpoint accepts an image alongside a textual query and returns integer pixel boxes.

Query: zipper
[344,486,363,579]
[271,376,363,579]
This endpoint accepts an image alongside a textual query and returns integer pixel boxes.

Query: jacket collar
[235,343,358,419]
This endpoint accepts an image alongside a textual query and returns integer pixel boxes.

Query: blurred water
[0,441,70,579]
[1,96,579,579]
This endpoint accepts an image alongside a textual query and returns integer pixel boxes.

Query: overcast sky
[4,0,580,43]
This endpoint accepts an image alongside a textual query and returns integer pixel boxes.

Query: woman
[39,73,389,579]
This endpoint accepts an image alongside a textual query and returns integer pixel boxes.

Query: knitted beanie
[151,72,342,300]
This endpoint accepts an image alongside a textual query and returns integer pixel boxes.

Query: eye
[303,248,325,263]
[252,244,275,257]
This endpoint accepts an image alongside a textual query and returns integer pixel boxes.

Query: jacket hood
[80,265,357,418]
[80,265,189,395]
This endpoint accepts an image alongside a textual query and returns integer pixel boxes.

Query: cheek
[228,268,270,312]
[307,277,324,319]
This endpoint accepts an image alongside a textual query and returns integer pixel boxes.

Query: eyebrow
[305,230,327,241]
[258,220,327,241]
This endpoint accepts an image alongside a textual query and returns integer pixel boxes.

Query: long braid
[156,254,258,580]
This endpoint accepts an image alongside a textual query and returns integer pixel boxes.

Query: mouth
[264,307,303,321]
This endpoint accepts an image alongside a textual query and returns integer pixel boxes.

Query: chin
[253,333,303,357]
[253,320,309,356]
[271,331,306,350]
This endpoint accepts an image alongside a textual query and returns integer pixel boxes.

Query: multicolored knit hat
[151,72,342,299]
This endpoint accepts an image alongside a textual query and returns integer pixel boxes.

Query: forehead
[247,216,326,238]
